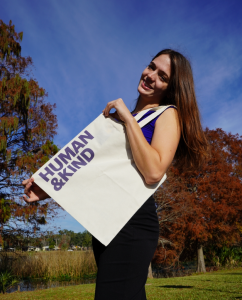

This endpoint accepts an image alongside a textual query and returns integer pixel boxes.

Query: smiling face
[138,54,171,104]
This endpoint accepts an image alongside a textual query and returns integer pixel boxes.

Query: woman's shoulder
[155,106,180,129]
[158,105,178,118]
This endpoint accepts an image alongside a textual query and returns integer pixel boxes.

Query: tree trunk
[147,263,153,278]
[197,244,206,273]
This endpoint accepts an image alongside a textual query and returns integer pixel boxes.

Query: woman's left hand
[102,98,133,124]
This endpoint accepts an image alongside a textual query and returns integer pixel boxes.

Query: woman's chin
[138,86,152,97]
[138,90,154,100]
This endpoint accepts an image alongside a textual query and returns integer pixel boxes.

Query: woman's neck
[133,97,160,114]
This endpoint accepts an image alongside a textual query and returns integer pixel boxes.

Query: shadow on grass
[158,285,193,289]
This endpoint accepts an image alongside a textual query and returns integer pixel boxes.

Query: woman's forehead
[152,54,171,77]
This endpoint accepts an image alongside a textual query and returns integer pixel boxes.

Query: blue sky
[1,0,242,233]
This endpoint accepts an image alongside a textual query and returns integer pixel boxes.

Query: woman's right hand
[22,178,50,203]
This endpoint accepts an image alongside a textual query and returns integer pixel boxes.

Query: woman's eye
[147,64,154,70]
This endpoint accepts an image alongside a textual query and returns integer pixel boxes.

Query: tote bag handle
[134,105,176,128]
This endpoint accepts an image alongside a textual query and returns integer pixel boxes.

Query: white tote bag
[33,105,172,246]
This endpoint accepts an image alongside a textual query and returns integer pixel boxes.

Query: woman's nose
[147,71,156,81]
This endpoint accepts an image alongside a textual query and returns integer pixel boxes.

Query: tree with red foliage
[0,20,60,248]
[153,128,242,272]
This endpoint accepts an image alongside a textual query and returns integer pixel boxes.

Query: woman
[23,49,209,299]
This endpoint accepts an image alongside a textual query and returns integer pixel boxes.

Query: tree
[59,234,71,250]
[152,168,193,270]
[82,230,92,247]
[57,229,93,248]
[153,128,242,272]
[0,20,60,247]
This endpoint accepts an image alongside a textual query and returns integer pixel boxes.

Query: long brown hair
[137,49,209,171]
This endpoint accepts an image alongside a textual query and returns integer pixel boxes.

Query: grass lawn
[1,268,242,299]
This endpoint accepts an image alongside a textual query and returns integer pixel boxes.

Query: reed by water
[0,251,97,279]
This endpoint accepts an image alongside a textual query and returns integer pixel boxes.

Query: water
[7,277,96,293]
[153,262,197,278]
[7,262,198,293]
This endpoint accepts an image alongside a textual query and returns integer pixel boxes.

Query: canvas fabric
[33,105,172,245]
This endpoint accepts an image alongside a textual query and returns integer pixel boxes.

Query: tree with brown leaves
[153,128,242,273]
[0,20,59,248]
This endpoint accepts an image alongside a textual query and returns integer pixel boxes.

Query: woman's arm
[103,99,180,185]
[125,108,180,184]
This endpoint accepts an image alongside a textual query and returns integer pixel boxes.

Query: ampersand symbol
[51,177,65,191]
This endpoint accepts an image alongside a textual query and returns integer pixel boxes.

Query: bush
[204,246,242,267]
[0,270,18,294]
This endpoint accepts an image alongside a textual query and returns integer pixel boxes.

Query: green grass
[1,268,242,299]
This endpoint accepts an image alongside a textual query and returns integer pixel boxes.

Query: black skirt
[92,195,159,300]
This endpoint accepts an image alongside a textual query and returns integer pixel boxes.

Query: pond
[7,262,200,293]
[153,262,197,278]
[7,277,96,293]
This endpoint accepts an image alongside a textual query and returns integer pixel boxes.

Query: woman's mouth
[141,80,153,90]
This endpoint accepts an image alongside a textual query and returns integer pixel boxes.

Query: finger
[24,182,32,194]
[22,178,34,186]
[103,104,109,116]
[24,185,36,198]
[24,190,31,198]
[22,179,29,186]
[104,101,116,116]
[23,195,39,203]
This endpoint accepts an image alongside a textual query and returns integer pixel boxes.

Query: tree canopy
[153,128,242,272]
[0,19,60,247]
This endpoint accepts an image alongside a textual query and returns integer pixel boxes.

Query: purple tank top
[133,106,176,144]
